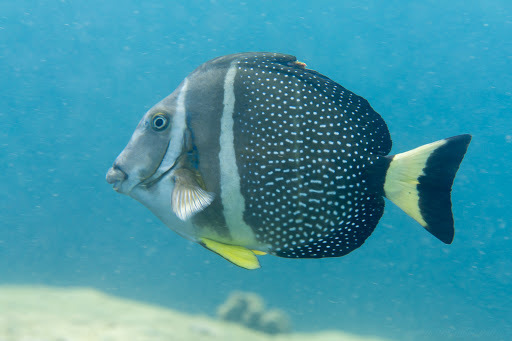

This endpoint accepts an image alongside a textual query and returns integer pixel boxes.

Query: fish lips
[106,166,131,193]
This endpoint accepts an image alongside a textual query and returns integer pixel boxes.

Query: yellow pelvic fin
[251,250,267,256]
[200,238,261,270]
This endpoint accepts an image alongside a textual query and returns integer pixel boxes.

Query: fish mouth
[106,165,128,192]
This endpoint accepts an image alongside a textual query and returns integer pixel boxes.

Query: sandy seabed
[0,286,390,341]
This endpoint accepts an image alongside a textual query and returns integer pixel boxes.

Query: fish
[106,52,471,270]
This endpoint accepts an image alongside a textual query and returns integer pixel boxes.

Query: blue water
[1,1,511,340]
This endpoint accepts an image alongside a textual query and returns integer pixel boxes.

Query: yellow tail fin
[384,135,471,243]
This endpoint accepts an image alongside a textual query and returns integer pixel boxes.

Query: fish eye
[151,113,169,131]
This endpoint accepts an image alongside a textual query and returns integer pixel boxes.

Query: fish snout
[106,166,127,192]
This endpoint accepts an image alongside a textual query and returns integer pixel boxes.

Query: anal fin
[200,238,261,270]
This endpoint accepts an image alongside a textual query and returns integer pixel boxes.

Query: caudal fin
[383,134,471,244]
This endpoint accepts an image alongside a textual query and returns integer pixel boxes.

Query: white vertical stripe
[219,64,257,245]
[166,78,189,166]
[150,78,189,181]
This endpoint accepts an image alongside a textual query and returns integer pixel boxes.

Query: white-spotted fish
[106,52,471,270]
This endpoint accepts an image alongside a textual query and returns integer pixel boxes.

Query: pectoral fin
[171,168,214,221]
[200,238,261,270]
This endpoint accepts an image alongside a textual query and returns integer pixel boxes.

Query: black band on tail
[417,134,472,244]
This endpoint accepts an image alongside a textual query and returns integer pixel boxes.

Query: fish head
[106,79,204,242]
[106,86,185,197]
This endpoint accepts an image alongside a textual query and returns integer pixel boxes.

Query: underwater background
[1,1,511,340]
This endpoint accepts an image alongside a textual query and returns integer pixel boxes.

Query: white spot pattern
[229,53,391,258]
